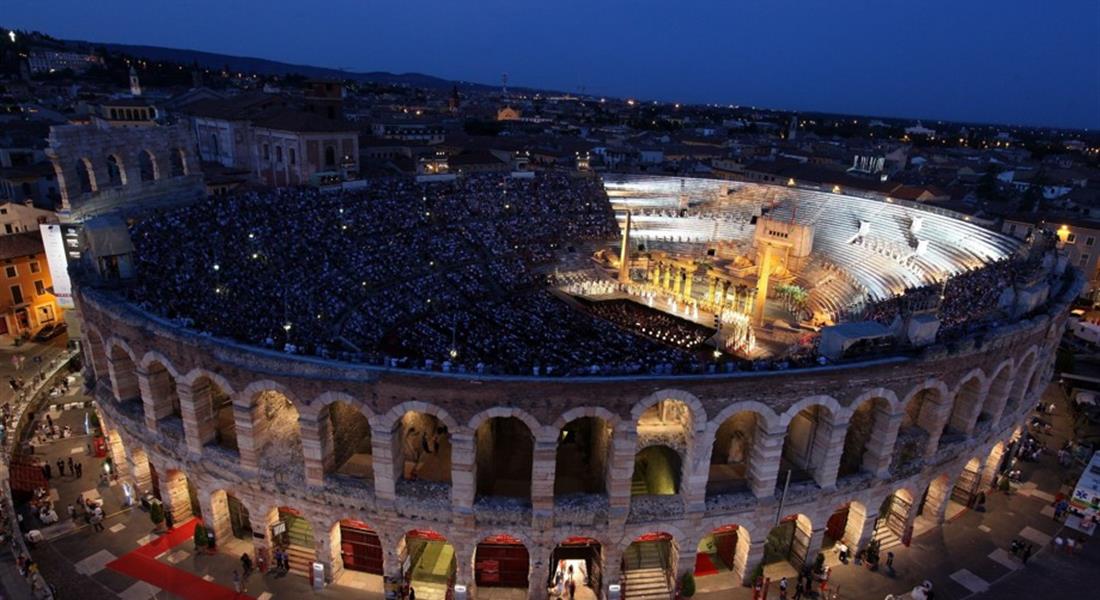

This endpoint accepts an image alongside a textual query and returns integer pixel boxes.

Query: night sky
[7,0,1099,129]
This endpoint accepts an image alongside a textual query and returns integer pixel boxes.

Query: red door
[340,520,383,575]
[476,536,529,588]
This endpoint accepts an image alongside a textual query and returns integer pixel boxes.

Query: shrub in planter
[149,502,165,531]
[193,523,208,552]
[679,572,696,597]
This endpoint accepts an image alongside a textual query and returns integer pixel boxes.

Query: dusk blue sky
[7,0,1099,129]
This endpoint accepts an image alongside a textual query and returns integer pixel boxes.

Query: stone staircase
[283,516,316,577]
[623,543,672,600]
[411,581,448,600]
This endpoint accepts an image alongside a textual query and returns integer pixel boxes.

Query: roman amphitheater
[76,173,1080,599]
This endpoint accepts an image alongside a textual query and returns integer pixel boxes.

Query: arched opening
[251,390,304,483]
[84,329,108,383]
[1025,364,1046,411]
[144,361,183,441]
[707,411,759,497]
[623,533,676,598]
[160,469,196,525]
[336,518,383,576]
[170,148,187,177]
[208,490,251,541]
[107,344,140,410]
[74,158,94,194]
[763,514,813,573]
[128,446,154,493]
[400,529,456,598]
[638,399,694,442]
[695,524,750,584]
[106,154,125,186]
[838,397,889,478]
[631,445,682,496]
[948,458,983,519]
[897,388,943,464]
[981,366,1012,424]
[982,441,1007,489]
[475,534,529,591]
[946,376,983,439]
[1003,355,1036,423]
[321,401,372,485]
[554,416,612,498]
[475,417,533,501]
[548,537,602,598]
[872,489,913,548]
[779,404,835,487]
[138,149,157,182]
[189,376,238,456]
[920,474,953,523]
[824,500,867,554]
[271,507,314,576]
[394,410,452,496]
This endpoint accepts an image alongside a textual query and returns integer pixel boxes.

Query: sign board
[271,521,286,537]
[40,224,75,308]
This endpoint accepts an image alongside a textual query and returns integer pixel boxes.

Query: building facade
[0,232,63,337]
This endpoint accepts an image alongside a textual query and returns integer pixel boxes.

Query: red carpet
[694,552,719,577]
[107,518,255,600]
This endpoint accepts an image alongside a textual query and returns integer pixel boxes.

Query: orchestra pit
[75,171,1079,599]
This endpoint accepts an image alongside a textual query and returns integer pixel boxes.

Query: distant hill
[92,41,501,91]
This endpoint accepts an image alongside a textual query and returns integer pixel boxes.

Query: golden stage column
[618,210,632,284]
[683,271,693,300]
[707,277,716,306]
[753,245,773,325]
[663,264,671,290]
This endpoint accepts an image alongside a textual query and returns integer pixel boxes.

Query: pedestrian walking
[886,551,895,576]
[46,414,52,428]
[408,587,416,600]
[56,459,64,476]
[1021,544,1033,564]
[67,504,75,520]
[232,569,241,594]
[67,457,74,472]
[42,463,51,479]
[90,512,104,532]
[241,552,253,577]
[75,462,83,478]
[779,576,789,600]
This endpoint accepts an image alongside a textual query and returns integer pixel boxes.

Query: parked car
[33,322,67,342]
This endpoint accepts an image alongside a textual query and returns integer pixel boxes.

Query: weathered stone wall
[80,267,1082,600]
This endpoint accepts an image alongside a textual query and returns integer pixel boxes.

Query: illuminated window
[33,280,45,296]
[29,261,40,274]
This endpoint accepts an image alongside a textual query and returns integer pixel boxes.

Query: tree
[679,572,696,597]
[149,502,165,529]
[193,523,208,551]
[1024,170,1049,212]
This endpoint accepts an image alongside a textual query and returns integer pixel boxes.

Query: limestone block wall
[77,268,1081,600]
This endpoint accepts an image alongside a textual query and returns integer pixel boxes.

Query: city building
[0,231,63,337]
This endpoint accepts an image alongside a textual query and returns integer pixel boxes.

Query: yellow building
[0,232,63,337]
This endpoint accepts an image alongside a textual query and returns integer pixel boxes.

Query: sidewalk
[696,382,1099,600]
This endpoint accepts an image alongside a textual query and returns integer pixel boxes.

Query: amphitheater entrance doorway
[402,530,456,598]
[548,537,601,599]
[695,524,745,581]
[622,533,675,599]
[763,515,812,573]
[227,494,251,539]
[631,446,681,496]
[824,505,849,548]
[211,385,237,452]
[874,491,912,547]
[338,519,383,575]
[949,458,983,518]
[554,416,611,497]
[273,507,314,576]
[397,411,452,486]
[475,534,529,590]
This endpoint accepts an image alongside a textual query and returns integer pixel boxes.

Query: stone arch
[381,402,455,490]
[553,406,622,431]
[84,324,109,381]
[138,350,182,379]
[106,153,126,186]
[75,157,96,193]
[981,360,1014,423]
[311,393,374,484]
[899,380,949,457]
[375,400,459,432]
[467,406,544,437]
[170,147,187,177]
[179,368,237,398]
[705,405,771,497]
[838,394,892,478]
[778,396,842,487]
[695,523,751,583]
[632,389,707,434]
[474,415,535,501]
[1004,348,1039,422]
[239,386,305,483]
[947,369,986,435]
[140,355,184,439]
[138,148,158,182]
[631,445,682,495]
[105,338,140,404]
[763,513,813,570]
[237,379,303,409]
[555,413,614,497]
